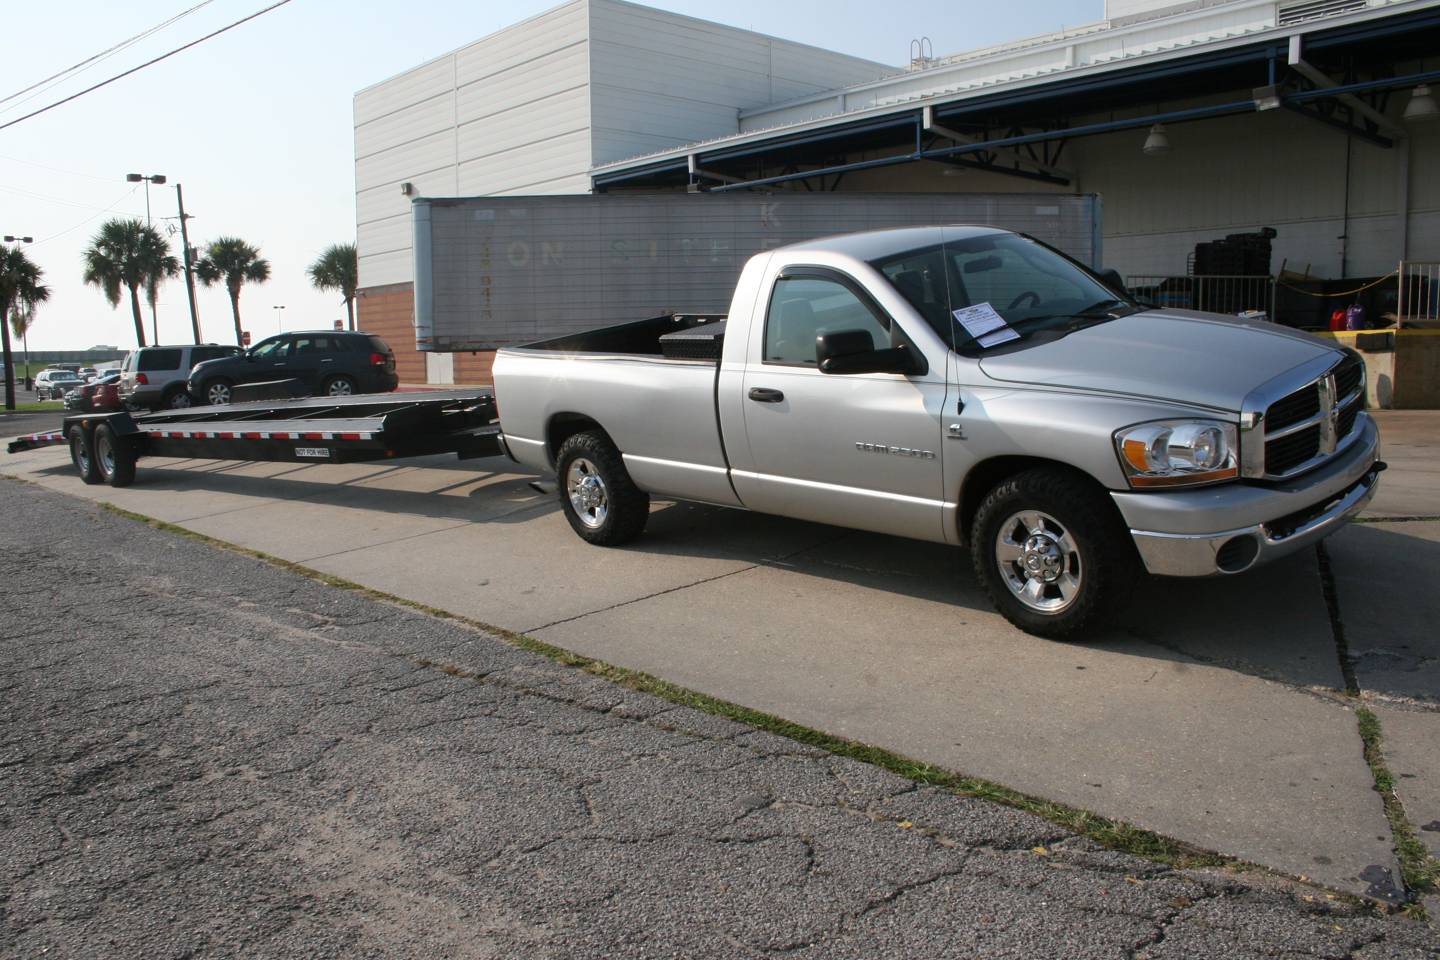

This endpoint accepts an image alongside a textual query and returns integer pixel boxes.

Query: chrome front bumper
[1129,464,1382,577]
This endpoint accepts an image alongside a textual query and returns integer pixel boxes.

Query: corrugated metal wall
[418,192,1100,350]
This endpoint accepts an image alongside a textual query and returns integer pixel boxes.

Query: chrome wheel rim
[566,458,608,529]
[995,510,1082,614]
[207,383,231,405]
[327,379,354,397]
[72,436,90,475]
[168,392,192,409]
[96,434,115,477]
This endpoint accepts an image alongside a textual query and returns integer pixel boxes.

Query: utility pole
[176,184,202,343]
[126,173,166,344]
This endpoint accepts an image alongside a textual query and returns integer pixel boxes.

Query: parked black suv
[188,331,399,405]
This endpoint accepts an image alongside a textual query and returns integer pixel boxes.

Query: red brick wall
[356,283,423,384]
[357,282,496,386]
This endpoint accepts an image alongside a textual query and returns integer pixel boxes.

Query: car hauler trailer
[7,390,503,486]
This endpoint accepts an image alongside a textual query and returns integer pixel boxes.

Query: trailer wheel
[93,423,137,488]
[70,429,102,485]
[970,467,1135,640]
[555,430,649,546]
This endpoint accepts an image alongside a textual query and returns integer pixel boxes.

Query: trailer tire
[93,423,137,488]
[969,467,1135,640]
[70,428,102,485]
[555,430,649,546]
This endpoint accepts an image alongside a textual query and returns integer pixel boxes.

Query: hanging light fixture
[1142,123,1171,156]
[1403,83,1439,122]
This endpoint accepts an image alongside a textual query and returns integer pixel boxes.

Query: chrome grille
[1254,354,1365,480]
[1266,425,1320,475]
[1266,385,1320,432]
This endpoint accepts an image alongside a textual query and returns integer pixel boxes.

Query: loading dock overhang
[591,4,1440,196]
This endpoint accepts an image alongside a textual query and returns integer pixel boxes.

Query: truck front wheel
[970,467,1135,639]
[555,430,649,546]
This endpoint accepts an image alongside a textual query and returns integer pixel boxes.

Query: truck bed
[519,313,727,361]
[493,315,741,507]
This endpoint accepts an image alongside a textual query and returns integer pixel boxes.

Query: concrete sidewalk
[3,411,1435,901]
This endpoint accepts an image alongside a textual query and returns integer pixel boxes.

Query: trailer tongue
[9,390,505,486]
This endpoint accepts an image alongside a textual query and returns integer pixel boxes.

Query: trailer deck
[8,390,505,485]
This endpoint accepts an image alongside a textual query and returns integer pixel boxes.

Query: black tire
[162,386,193,409]
[554,430,649,546]
[70,429,102,485]
[92,423,137,488]
[969,467,1136,640]
[201,379,233,406]
[323,375,357,397]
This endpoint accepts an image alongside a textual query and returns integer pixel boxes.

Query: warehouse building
[355,0,1440,386]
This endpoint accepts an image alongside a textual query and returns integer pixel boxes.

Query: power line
[0,0,294,134]
[28,186,142,248]
[0,0,218,115]
[0,153,115,183]
[0,182,143,213]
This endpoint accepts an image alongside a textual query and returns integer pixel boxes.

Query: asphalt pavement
[3,480,1437,958]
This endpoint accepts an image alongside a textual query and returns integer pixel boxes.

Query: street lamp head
[126,173,143,182]
[4,235,34,243]
[151,174,167,185]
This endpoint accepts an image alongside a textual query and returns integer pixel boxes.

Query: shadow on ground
[37,454,1436,703]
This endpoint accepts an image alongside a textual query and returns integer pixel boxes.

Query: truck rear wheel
[555,430,649,545]
[70,429,101,485]
[970,467,1135,639]
[93,423,137,488]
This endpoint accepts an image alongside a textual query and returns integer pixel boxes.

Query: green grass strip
[97,501,1302,883]
[0,402,64,414]
[1354,706,1440,905]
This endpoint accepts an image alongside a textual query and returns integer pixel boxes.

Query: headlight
[1114,419,1239,489]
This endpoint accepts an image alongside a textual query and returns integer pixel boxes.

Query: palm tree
[307,242,358,331]
[196,237,270,346]
[0,244,50,410]
[82,218,177,348]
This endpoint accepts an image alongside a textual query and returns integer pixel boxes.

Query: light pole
[3,234,35,396]
[273,304,286,333]
[126,173,166,344]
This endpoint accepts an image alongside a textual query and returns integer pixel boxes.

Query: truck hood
[976,309,1340,412]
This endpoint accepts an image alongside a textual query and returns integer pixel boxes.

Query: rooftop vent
[1278,0,1368,26]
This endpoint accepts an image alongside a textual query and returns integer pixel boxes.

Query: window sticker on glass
[953,302,1020,348]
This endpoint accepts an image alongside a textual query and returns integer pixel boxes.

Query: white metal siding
[354,1,591,289]
[587,0,891,166]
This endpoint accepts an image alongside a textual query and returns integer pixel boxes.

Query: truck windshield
[871,233,1138,351]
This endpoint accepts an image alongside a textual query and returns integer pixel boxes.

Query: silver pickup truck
[492,226,1382,637]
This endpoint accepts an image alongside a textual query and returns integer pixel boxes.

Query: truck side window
[764,276,889,367]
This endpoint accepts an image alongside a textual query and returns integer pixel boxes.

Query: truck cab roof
[773,225,1010,261]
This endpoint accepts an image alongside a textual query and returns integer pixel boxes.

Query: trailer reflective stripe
[138,427,377,441]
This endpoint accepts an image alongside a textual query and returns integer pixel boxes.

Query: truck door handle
[748,387,784,403]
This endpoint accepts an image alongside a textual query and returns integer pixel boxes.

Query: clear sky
[2,0,1101,351]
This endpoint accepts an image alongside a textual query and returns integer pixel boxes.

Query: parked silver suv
[119,344,242,410]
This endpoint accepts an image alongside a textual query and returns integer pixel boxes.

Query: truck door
[733,266,950,543]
